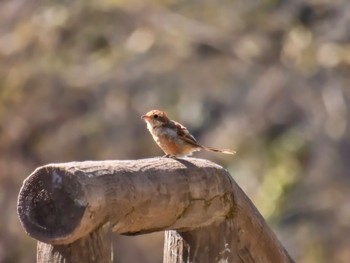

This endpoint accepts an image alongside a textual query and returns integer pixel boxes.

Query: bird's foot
[163,154,177,158]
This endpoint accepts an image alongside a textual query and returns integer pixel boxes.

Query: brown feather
[171,121,199,146]
[142,109,236,157]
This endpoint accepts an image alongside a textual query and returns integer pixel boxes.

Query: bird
[141,109,235,157]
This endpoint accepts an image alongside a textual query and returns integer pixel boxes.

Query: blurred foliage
[1,0,350,262]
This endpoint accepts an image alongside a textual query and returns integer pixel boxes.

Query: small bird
[141,109,235,157]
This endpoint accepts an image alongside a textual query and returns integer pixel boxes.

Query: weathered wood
[17,157,294,263]
[37,223,112,263]
[164,215,294,263]
[17,158,233,245]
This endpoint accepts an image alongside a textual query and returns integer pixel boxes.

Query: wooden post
[17,158,294,263]
[37,223,112,263]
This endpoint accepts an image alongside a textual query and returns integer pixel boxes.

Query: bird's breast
[149,126,198,156]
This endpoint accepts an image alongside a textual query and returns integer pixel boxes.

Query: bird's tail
[201,146,236,155]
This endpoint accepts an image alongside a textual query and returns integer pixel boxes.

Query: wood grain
[17,157,294,263]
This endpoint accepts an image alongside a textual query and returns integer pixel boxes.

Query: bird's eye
[153,114,158,119]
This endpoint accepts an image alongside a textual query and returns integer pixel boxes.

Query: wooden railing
[17,158,294,263]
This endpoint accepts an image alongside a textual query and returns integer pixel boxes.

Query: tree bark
[17,157,294,263]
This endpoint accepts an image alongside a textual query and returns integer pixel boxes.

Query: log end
[17,166,86,244]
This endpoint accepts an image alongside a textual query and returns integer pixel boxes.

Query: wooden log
[17,157,294,263]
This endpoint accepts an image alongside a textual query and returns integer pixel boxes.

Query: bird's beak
[141,115,149,120]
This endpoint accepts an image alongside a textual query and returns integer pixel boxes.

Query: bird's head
[141,109,170,127]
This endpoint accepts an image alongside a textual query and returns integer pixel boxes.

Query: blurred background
[1,0,349,262]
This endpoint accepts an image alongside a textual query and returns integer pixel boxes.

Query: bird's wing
[170,120,200,147]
